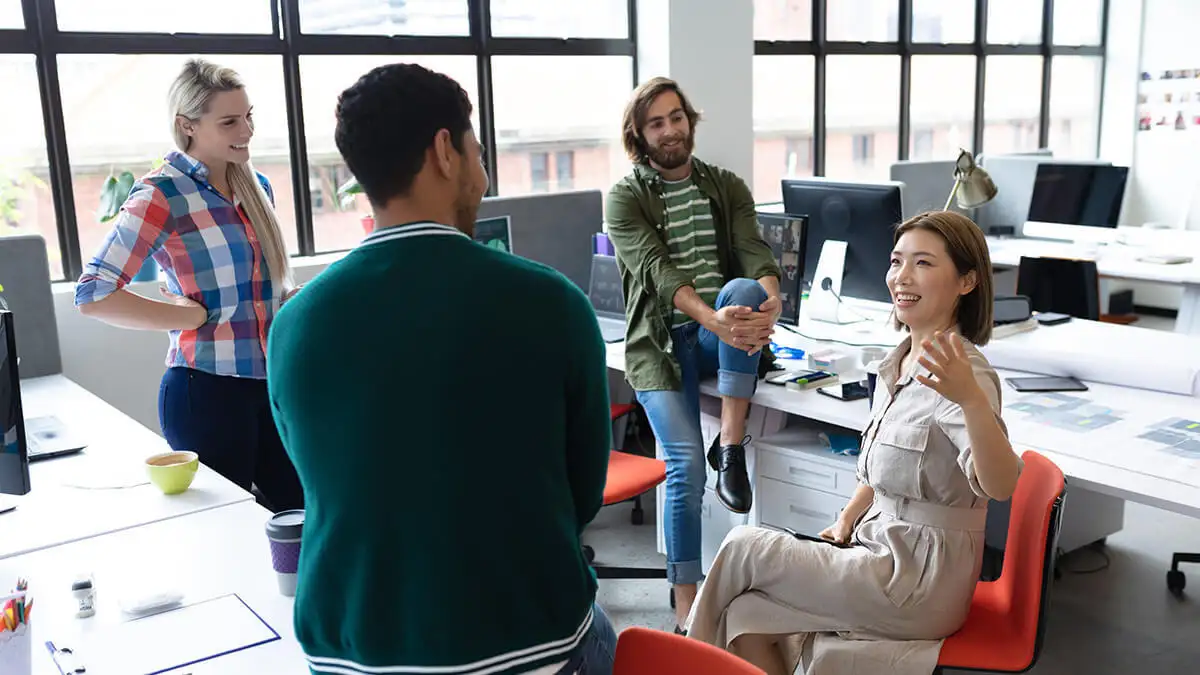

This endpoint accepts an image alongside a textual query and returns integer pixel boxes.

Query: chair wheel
[669,587,676,609]
[631,507,645,526]
[1168,569,1186,597]
[583,545,595,564]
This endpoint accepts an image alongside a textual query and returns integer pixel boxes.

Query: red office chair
[613,626,766,674]
[585,450,668,581]
[610,402,648,524]
[934,451,1066,673]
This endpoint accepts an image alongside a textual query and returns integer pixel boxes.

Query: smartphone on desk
[817,381,870,402]
[1035,312,1072,326]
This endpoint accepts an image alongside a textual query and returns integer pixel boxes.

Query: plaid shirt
[75,151,282,379]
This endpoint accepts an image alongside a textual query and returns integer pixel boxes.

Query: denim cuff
[667,558,705,585]
[717,369,757,399]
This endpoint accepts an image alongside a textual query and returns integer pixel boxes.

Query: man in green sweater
[267,64,616,674]
[606,77,782,631]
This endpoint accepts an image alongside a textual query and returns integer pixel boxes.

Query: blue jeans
[555,603,617,674]
[634,279,768,584]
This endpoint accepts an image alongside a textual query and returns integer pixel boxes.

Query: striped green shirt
[662,176,723,326]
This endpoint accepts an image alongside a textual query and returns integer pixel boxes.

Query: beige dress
[686,335,1023,675]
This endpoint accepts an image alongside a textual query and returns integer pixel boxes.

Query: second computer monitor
[474,215,513,253]
[1024,163,1129,242]
[781,178,901,307]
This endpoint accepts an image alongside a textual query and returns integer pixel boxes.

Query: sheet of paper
[75,594,278,674]
[57,458,150,489]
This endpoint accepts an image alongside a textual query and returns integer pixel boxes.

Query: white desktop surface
[0,500,303,675]
[987,235,1200,285]
[605,317,1200,519]
[0,375,255,560]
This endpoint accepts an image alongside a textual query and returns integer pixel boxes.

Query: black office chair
[1015,256,1137,324]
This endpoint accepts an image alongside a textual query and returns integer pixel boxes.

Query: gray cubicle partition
[890,159,972,221]
[476,189,602,292]
[0,235,63,378]
[975,155,1112,235]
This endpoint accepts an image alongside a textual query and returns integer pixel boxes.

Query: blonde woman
[76,59,303,511]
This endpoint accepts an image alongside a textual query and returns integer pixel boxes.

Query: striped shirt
[75,151,281,379]
[662,176,722,326]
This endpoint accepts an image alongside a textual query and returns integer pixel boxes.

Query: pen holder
[0,624,32,675]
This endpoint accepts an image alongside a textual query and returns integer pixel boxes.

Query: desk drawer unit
[758,477,847,535]
[757,448,858,499]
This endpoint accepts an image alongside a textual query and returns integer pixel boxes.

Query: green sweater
[267,222,611,675]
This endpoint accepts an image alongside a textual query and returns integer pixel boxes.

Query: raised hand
[915,332,986,407]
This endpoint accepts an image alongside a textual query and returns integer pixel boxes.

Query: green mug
[145,451,199,495]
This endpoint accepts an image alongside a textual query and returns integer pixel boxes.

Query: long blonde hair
[168,59,292,291]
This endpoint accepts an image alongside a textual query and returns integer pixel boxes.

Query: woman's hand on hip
[159,286,208,330]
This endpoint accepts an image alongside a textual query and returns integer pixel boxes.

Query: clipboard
[55,594,279,675]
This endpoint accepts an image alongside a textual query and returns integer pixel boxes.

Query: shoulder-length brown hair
[893,211,995,345]
[621,76,702,164]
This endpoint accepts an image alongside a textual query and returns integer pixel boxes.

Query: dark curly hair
[334,63,474,206]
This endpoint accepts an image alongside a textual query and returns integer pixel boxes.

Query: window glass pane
[300,55,477,253]
[753,56,814,201]
[299,0,469,36]
[1053,0,1103,45]
[987,0,1043,44]
[1049,56,1102,158]
[58,55,298,268]
[491,56,631,197]
[911,0,974,43]
[0,55,60,278]
[827,0,898,42]
[825,55,899,181]
[55,0,272,34]
[982,56,1044,155]
[753,0,812,41]
[910,56,975,160]
[491,0,627,39]
[0,0,22,29]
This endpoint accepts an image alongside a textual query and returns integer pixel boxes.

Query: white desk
[0,375,255,560]
[606,317,1200,561]
[0,500,304,675]
[987,235,1200,335]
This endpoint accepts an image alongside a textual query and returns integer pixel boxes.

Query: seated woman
[685,210,1023,675]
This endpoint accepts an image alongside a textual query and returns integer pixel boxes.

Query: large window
[491,55,631,197]
[750,0,1108,200]
[0,55,58,271]
[0,0,636,277]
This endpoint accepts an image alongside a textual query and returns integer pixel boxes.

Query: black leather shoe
[707,435,752,514]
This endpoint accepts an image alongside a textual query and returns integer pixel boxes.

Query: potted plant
[336,176,374,234]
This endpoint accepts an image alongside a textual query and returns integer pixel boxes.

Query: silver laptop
[25,415,86,461]
[587,255,627,343]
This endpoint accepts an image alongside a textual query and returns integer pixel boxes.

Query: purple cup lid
[266,509,305,540]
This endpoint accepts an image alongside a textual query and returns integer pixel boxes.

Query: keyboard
[1137,254,1194,265]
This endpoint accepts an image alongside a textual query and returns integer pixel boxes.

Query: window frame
[0,0,638,278]
[754,0,1108,177]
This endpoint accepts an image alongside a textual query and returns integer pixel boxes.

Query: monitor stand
[0,495,16,515]
[806,239,852,324]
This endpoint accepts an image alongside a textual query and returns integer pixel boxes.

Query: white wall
[1102,0,1200,310]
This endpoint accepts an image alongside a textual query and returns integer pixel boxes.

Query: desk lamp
[944,148,998,210]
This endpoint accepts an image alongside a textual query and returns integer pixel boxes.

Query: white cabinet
[753,425,859,538]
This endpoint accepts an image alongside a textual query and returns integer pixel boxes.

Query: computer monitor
[755,212,808,325]
[474,215,512,253]
[1023,164,1130,243]
[781,178,903,322]
[0,310,31,501]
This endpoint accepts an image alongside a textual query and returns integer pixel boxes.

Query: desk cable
[776,322,896,350]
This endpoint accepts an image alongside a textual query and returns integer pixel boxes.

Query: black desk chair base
[1168,552,1200,597]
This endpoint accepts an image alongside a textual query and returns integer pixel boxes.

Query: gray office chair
[1015,256,1138,324]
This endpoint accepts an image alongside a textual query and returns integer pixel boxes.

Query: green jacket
[605,158,782,392]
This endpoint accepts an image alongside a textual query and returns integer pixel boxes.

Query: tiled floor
[585,312,1197,673]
